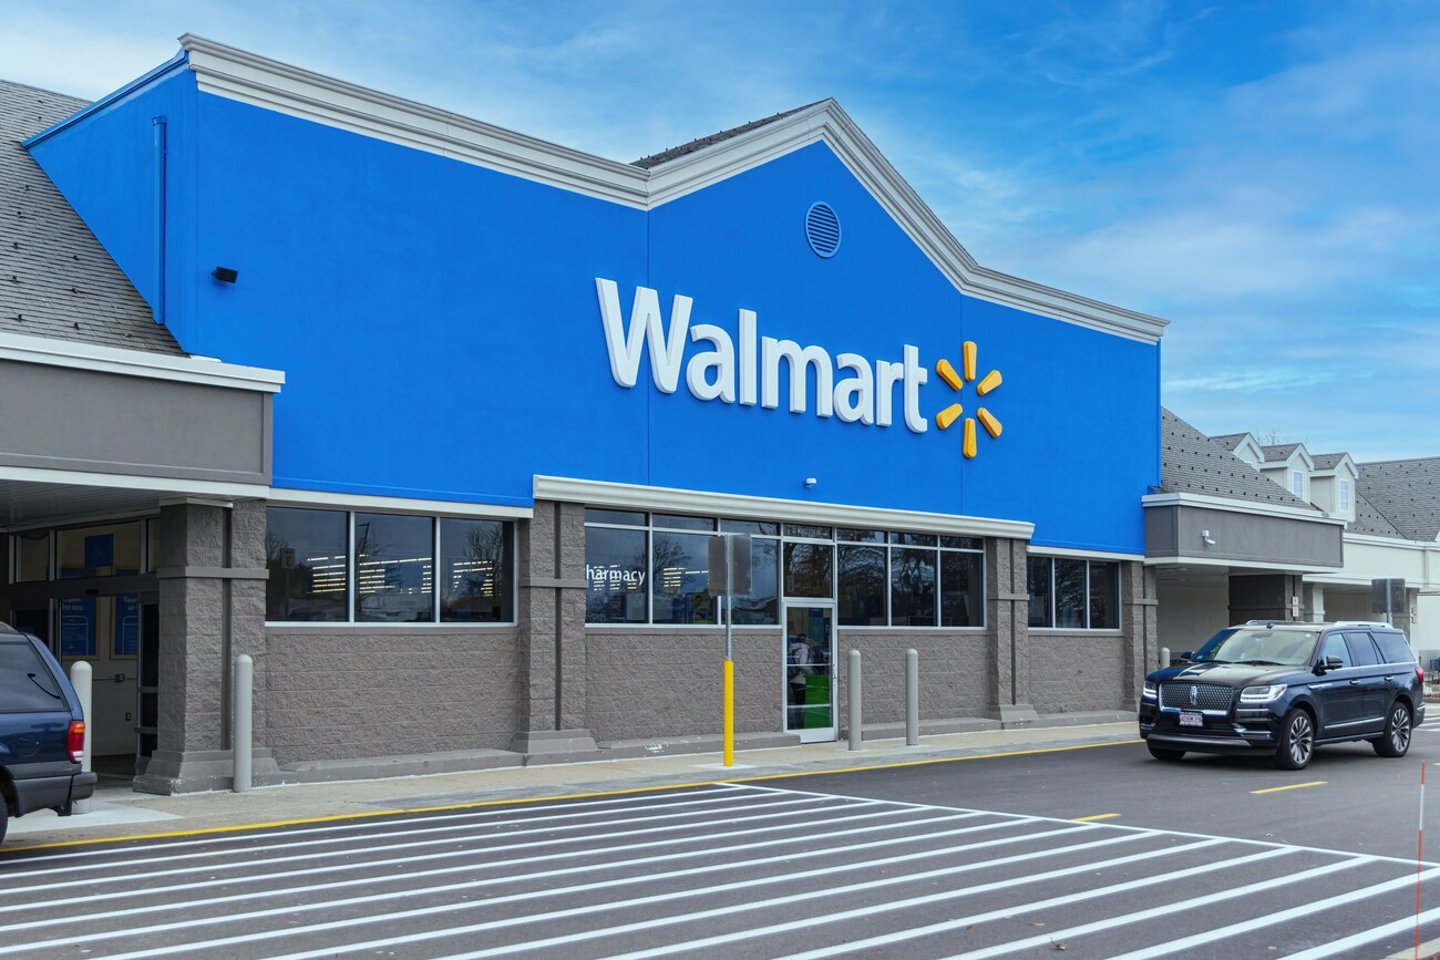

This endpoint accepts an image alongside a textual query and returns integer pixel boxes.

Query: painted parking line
[1074,812,1122,821]
[1251,780,1327,795]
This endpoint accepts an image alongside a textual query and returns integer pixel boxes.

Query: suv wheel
[1275,708,1315,770]
[1147,744,1185,762]
[1373,702,1413,758]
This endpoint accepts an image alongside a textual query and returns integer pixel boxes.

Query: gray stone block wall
[1020,633,1129,712]
[584,627,993,742]
[264,627,522,765]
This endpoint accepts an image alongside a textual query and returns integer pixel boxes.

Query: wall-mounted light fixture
[804,477,818,488]
[211,266,238,283]
[1201,529,1216,546]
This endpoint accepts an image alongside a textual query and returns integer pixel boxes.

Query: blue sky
[3,1,1437,461]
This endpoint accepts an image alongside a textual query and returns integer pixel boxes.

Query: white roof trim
[1026,545,1143,562]
[0,330,284,392]
[269,487,531,519]
[1145,555,1342,573]
[533,475,1034,540]
[179,35,1168,345]
[0,464,269,499]
[1142,491,1344,525]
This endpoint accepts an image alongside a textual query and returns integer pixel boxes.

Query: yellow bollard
[723,658,735,766]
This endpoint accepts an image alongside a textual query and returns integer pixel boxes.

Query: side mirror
[1315,656,1343,675]
[1177,651,1193,662]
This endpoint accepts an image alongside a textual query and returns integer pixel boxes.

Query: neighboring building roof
[1209,433,1250,451]
[0,79,182,356]
[633,103,821,169]
[1350,490,1406,539]
[1160,409,1317,509]
[1358,458,1440,543]
[1311,452,1348,470]
[1261,443,1302,463]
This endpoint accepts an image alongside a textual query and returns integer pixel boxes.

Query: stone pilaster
[985,537,1038,725]
[510,499,596,758]
[1120,562,1159,710]
[134,499,276,794]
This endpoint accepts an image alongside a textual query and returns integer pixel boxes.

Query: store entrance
[783,601,836,743]
[11,591,158,780]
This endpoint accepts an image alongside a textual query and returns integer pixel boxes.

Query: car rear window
[0,641,68,712]
[1374,631,1417,665]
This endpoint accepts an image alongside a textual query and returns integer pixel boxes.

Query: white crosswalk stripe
[1,782,1435,960]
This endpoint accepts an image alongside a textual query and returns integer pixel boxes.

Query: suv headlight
[1239,683,1287,703]
[1142,681,1158,701]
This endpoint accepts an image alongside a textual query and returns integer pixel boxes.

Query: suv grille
[1159,682,1233,712]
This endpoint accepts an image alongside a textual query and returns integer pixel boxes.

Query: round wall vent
[805,202,841,258]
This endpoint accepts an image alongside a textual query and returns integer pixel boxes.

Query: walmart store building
[1,37,1166,792]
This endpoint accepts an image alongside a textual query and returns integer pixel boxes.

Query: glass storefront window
[1028,555,1121,630]
[783,524,832,540]
[585,526,649,623]
[585,508,645,526]
[1089,560,1119,629]
[266,507,349,621]
[837,544,886,625]
[721,519,779,536]
[1028,556,1053,628]
[837,528,884,543]
[355,514,434,622]
[14,531,48,582]
[731,538,779,625]
[941,550,982,627]
[56,522,142,579]
[784,542,833,598]
[1054,559,1087,628]
[652,531,718,624]
[891,546,937,626]
[653,514,714,531]
[440,519,513,622]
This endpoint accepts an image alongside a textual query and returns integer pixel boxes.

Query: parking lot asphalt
[4,714,1140,849]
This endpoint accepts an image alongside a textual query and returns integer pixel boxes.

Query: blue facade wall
[29,65,1160,553]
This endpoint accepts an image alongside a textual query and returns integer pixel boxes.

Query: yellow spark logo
[934,341,1002,459]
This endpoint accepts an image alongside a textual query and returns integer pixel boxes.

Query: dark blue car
[1,621,97,843]
[1139,620,1425,770]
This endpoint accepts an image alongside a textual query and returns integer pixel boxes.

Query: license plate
[1178,711,1204,728]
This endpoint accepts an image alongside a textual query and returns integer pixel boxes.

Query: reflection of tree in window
[265,507,348,622]
[356,514,433,622]
[585,527,649,623]
[441,519,513,622]
[891,547,937,626]
[653,532,716,625]
[784,542,833,599]
[1054,559,1086,629]
[838,544,885,625]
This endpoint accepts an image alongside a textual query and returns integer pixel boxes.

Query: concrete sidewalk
[3,715,1140,849]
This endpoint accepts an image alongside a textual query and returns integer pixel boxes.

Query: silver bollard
[69,661,92,814]
[905,649,919,746]
[1160,647,1170,669]
[848,649,862,751]
[233,654,253,793]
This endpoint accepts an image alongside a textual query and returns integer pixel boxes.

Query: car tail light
[67,720,85,764]
[1419,666,1426,685]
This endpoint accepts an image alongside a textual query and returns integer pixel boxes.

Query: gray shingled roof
[1260,443,1302,463]
[1311,452,1347,471]
[0,79,182,355]
[1161,408,1318,509]
[632,102,823,169]
[1351,489,1405,539]
[1208,433,1250,451]
[1357,458,1440,542]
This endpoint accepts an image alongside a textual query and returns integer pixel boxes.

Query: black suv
[1139,621,1425,770]
[0,621,97,843]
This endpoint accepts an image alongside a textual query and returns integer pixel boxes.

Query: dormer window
[1339,478,1352,512]
[1291,469,1306,499]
